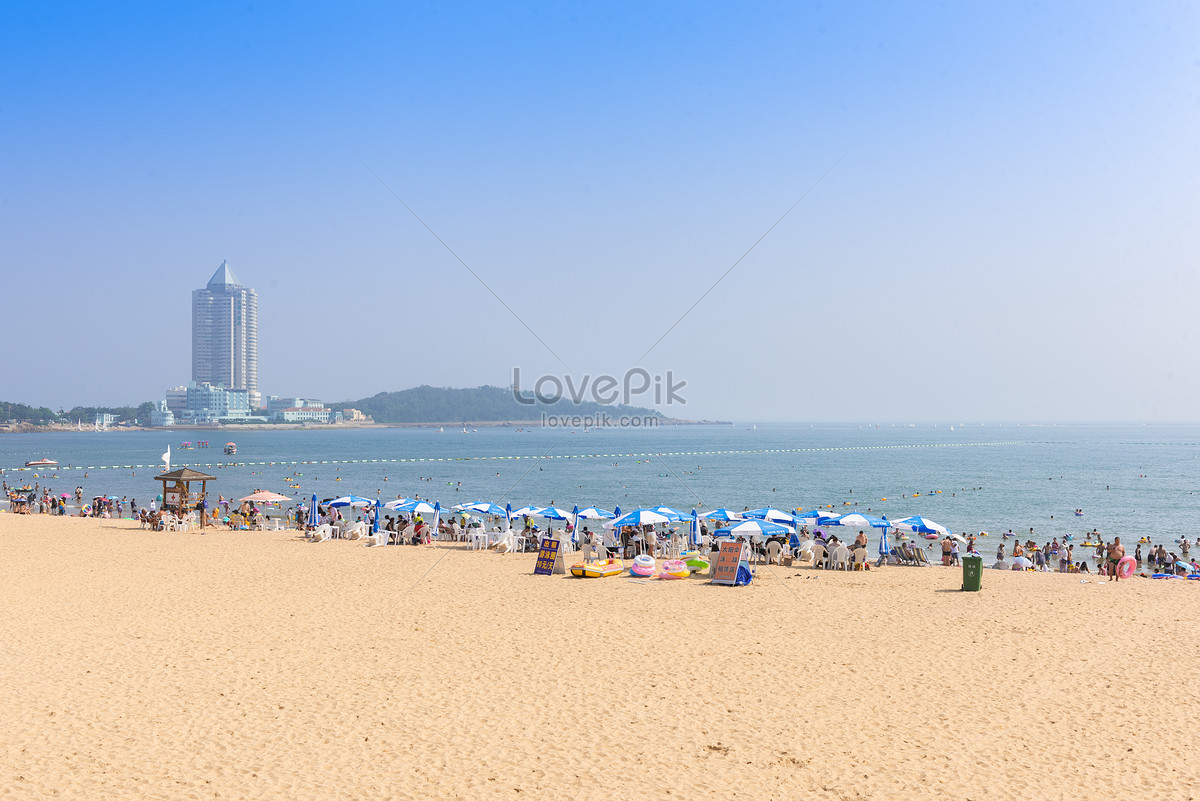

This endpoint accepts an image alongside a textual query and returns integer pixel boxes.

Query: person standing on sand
[1107,537,1126,581]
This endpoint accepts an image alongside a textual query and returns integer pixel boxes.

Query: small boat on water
[224,442,237,455]
[24,458,57,468]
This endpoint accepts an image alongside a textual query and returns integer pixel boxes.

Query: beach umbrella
[383,497,415,511]
[690,508,701,548]
[699,508,743,522]
[505,502,513,530]
[538,505,574,521]
[430,501,441,539]
[307,493,319,528]
[744,507,797,523]
[648,505,684,521]
[575,506,615,519]
[511,505,544,516]
[463,502,507,516]
[891,515,950,536]
[611,508,671,528]
[715,519,794,538]
[395,499,437,515]
[373,498,382,538]
[328,495,373,508]
[239,490,291,504]
[825,513,889,529]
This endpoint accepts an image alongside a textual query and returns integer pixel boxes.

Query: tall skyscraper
[192,261,260,408]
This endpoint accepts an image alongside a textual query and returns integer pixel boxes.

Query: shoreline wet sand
[1,515,1196,800]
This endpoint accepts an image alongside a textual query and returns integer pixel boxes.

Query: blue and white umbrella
[328,495,373,508]
[373,498,382,538]
[744,507,798,524]
[690,509,701,548]
[383,497,415,511]
[430,501,441,538]
[511,505,544,517]
[795,509,835,525]
[648,505,684,521]
[505,502,513,530]
[395,499,438,515]
[463,502,507,516]
[891,515,950,536]
[699,508,742,521]
[611,508,671,528]
[575,506,615,520]
[825,513,889,529]
[715,518,794,538]
[538,505,574,521]
[307,493,319,528]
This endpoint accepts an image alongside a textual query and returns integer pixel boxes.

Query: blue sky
[1,2,1197,421]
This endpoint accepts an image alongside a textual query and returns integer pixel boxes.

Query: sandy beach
[1,514,1197,800]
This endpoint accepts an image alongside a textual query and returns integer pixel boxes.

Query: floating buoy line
[4,440,1022,474]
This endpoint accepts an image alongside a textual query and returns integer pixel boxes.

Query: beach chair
[766,541,782,565]
[829,544,850,571]
[809,542,827,569]
[912,547,932,566]
[851,547,868,570]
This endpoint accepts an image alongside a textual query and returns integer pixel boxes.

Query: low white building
[150,400,175,427]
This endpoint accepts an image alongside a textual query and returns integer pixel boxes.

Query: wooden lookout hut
[154,467,216,529]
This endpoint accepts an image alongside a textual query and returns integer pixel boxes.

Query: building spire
[207,259,242,288]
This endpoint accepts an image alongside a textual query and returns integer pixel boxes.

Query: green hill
[333,385,662,424]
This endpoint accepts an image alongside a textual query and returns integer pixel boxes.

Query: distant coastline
[0,418,732,434]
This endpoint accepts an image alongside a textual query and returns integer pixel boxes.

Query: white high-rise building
[191,261,260,408]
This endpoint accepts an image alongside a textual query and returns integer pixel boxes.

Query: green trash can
[961,555,983,592]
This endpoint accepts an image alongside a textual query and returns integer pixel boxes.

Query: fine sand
[1,515,1197,801]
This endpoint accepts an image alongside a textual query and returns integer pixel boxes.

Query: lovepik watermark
[512,367,687,407]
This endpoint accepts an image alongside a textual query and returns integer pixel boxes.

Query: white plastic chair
[830,545,850,570]
[766,541,782,565]
[312,524,334,543]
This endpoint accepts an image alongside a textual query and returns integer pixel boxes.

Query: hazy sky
[2,2,1197,421]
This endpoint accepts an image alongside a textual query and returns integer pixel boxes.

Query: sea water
[2,424,1198,548]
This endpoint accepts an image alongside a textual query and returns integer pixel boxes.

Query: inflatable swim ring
[680,551,710,573]
[924,533,939,540]
[630,554,656,577]
[570,559,624,578]
[1117,556,1136,579]
[658,559,689,579]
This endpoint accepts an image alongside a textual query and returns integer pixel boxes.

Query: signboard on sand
[534,537,564,575]
[711,540,747,585]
